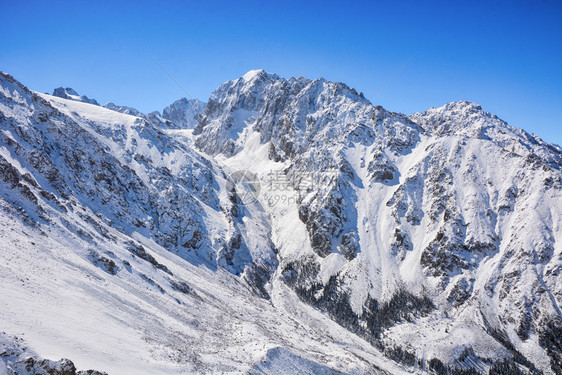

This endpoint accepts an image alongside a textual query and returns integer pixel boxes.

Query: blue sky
[2,0,561,145]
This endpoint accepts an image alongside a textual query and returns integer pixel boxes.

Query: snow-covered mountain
[1,70,560,374]
[162,97,206,129]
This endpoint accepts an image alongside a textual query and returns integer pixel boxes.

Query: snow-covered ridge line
[49,82,206,130]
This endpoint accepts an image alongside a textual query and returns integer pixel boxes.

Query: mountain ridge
[1,70,560,374]
[193,69,561,374]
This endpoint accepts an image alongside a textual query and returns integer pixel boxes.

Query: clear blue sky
[2,0,561,145]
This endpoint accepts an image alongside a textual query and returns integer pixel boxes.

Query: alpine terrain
[0,69,560,375]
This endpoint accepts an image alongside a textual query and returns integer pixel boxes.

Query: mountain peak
[441,100,483,113]
[161,97,206,129]
[241,69,280,82]
[52,86,99,106]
